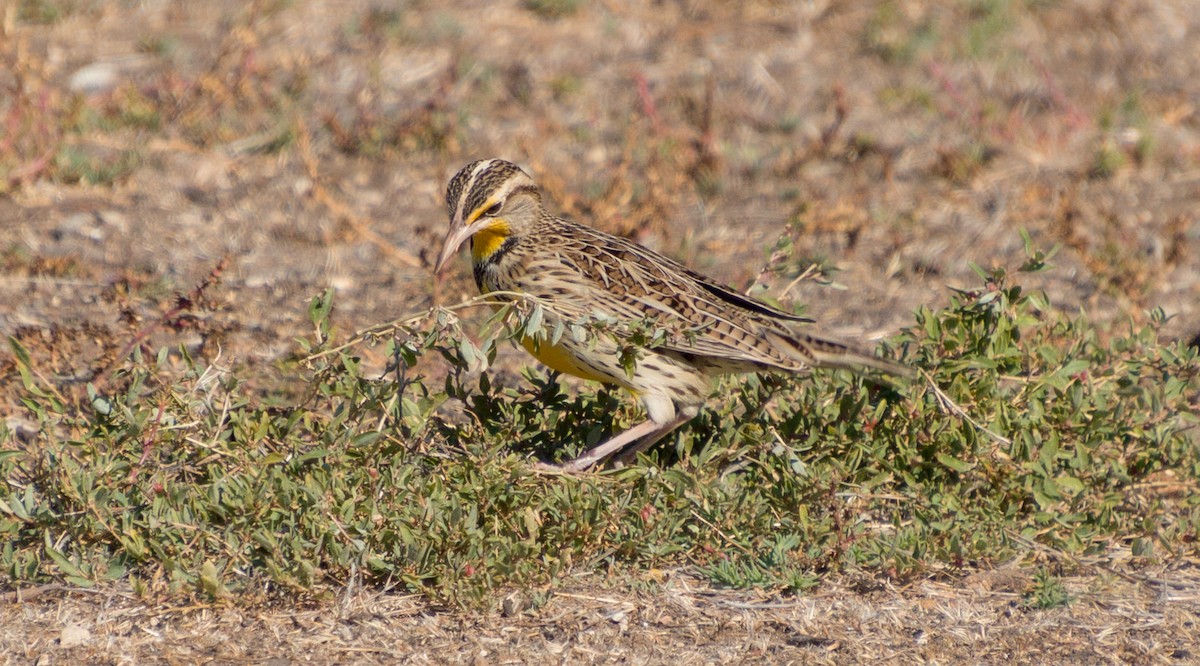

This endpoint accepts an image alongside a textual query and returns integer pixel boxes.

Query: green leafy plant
[2,235,1197,608]
[1024,567,1071,609]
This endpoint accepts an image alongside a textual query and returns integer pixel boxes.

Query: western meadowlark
[434,158,908,471]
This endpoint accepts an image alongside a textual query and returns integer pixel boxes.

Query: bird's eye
[482,202,502,217]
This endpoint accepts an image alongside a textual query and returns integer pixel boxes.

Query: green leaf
[8,337,32,367]
[525,303,544,335]
[458,338,477,367]
[1055,475,1084,496]
[935,452,974,473]
[44,544,83,578]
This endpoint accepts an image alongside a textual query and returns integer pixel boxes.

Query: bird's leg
[611,404,698,467]
[545,408,696,473]
[546,419,661,473]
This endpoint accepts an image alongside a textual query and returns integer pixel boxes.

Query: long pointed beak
[433,219,486,274]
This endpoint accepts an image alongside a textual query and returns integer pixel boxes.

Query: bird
[434,158,909,472]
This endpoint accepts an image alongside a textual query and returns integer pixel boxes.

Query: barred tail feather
[776,330,913,379]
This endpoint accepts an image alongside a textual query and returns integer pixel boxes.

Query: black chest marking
[473,236,520,289]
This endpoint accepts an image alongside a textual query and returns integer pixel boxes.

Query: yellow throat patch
[470,219,511,263]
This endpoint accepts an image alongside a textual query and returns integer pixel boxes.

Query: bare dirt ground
[3,565,1200,664]
[3,0,1200,662]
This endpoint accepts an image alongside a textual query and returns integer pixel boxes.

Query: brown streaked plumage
[435,158,909,471]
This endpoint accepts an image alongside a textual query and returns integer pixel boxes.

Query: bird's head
[434,159,543,273]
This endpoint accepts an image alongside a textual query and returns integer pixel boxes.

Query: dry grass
[3,563,1198,664]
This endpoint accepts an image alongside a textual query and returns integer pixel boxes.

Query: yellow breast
[468,218,614,385]
[520,337,611,383]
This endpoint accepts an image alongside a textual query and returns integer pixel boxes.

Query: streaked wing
[518,219,817,372]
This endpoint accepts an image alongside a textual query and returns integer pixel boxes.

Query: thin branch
[301,291,549,362]
[922,368,1011,447]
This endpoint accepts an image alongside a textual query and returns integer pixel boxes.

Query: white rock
[68,63,118,94]
[59,623,91,648]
